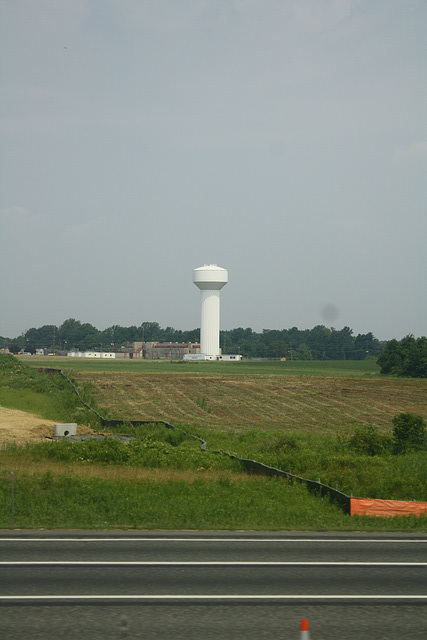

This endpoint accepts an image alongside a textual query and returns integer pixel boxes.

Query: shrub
[349,425,392,456]
[392,413,426,454]
[274,434,299,453]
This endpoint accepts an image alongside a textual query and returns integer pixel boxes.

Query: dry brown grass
[76,371,427,434]
[0,406,94,446]
[0,453,248,482]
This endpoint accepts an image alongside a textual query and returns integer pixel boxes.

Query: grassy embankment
[1,354,426,530]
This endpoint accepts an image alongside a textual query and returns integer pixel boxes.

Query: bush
[349,425,392,456]
[392,413,426,454]
[274,434,299,453]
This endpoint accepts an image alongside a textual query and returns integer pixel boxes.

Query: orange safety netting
[350,497,427,517]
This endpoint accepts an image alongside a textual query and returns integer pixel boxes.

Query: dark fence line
[41,368,105,422]
[233,457,351,513]
[46,368,351,514]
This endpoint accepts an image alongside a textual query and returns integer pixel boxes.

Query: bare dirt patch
[0,406,93,446]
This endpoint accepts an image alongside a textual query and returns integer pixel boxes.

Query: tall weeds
[1,471,425,530]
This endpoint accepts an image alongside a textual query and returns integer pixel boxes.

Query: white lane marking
[1,595,426,601]
[1,561,425,566]
[1,538,426,543]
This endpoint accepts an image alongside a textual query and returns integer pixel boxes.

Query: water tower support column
[193,264,228,359]
[200,289,221,357]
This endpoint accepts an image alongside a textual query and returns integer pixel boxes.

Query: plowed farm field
[75,372,427,435]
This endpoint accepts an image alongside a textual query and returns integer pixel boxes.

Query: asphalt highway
[1,531,426,639]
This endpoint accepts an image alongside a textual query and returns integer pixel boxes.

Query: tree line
[377,335,427,378]
[1,318,385,361]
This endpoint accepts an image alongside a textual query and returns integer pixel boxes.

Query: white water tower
[193,264,228,358]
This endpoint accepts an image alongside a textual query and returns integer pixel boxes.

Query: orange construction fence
[350,497,427,518]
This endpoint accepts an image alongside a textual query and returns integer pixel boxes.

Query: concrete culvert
[54,424,77,437]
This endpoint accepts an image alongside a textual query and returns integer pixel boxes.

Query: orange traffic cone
[300,618,310,639]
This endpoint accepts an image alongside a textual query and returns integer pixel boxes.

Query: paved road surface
[1,531,426,639]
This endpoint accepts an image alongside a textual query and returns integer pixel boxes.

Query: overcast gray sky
[1,0,426,340]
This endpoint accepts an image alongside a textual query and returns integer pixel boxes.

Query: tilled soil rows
[75,372,427,434]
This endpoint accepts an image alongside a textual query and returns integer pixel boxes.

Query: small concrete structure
[54,423,77,437]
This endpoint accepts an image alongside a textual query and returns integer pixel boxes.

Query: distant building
[126,341,200,359]
[68,351,116,358]
[67,342,201,360]
[184,353,242,361]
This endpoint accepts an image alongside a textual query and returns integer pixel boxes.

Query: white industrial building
[67,342,201,360]
[68,351,116,358]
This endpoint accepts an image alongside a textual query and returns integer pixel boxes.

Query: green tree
[354,332,382,359]
[140,322,162,341]
[377,335,427,377]
[307,325,331,360]
[8,339,23,354]
[58,319,83,349]
[327,327,354,359]
[392,413,426,454]
[293,343,313,361]
[25,325,57,351]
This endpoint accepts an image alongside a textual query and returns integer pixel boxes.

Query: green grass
[0,387,56,417]
[0,353,102,426]
[1,470,425,530]
[3,422,426,503]
[2,353,426,531]
[19,355,381,376]
[191,428,427,502]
